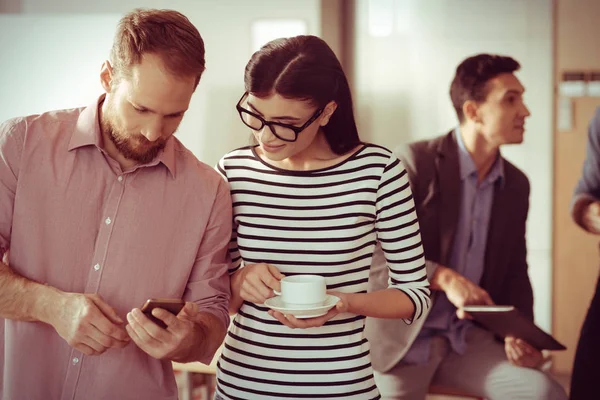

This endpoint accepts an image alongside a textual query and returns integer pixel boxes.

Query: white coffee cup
[274,275,327,307]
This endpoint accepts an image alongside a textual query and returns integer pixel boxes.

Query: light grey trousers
[374,327,568,400]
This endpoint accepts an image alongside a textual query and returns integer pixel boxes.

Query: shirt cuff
[570,193,597,212]
[425,259,440,282]
[570,193,599,228]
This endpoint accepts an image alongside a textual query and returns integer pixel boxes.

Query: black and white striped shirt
[215,144,430,400]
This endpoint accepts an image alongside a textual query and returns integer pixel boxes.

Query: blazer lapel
[436,131,461,265]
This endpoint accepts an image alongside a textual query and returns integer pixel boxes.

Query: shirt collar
[68,95,104,151]
[455,127,504,187]
[68,94,177,178]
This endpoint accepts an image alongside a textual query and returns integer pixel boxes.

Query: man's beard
[101,105,167,165]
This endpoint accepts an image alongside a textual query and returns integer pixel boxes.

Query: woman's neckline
[249,144,368,175]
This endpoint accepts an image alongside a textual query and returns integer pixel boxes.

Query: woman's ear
[320,101,338,127]
[100,61,114,93]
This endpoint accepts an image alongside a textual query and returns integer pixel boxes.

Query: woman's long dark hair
[244,35,361,155]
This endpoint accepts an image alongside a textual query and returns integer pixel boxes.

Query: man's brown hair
[110,8,205,87]
[450,54,520,124]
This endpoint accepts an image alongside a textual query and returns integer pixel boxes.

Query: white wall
[0,0,554,331]
[353,0,554,331]
[0,0,321,167]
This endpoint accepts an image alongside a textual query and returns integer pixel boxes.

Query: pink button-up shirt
[0,96,232,400]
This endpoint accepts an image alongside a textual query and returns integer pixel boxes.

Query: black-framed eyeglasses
[236,92,325,142]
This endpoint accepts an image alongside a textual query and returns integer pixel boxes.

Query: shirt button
[117,176,123,182]
[93,264,100,271]
[72,357,79,365]
[105,217,111,225]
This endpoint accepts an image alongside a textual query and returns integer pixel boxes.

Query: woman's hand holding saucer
[268,291,351,329]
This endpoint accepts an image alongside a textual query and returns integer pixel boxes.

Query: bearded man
[0,8,231,400]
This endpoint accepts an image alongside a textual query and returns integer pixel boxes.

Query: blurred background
[0,0,599,398]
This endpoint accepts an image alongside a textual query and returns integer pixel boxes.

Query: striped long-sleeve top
[215,144,430,400]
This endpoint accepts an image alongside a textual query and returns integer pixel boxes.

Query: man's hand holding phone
[139,299,185,329]
[126,299,206,361]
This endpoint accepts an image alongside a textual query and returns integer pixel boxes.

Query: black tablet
[462,305,566,351]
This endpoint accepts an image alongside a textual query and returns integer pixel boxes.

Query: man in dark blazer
[366,54,567,399]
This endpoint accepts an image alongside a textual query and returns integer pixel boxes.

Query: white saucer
[264,294,340,319]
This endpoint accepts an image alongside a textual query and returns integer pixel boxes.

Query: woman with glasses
[215,35,430,400]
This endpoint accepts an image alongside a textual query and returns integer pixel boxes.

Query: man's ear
[462,100,481,124]
[320,101,338,127]
[100,61,114,93]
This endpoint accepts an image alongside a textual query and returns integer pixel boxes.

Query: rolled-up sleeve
[184,177,233,331]
[0,118,24,258]
[375,154,431,323]
[572,107,600,206]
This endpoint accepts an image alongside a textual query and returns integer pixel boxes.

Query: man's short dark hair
[450,54,520,123]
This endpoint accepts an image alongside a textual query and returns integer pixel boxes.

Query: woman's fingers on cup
[262,273,283,295]
[267,264,285,280]
[249,264,282,295]
[241,283,269,304]
[239,290,259,304]
[246,273,274,300]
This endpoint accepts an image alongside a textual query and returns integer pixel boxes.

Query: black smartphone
[140,298,185,329]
